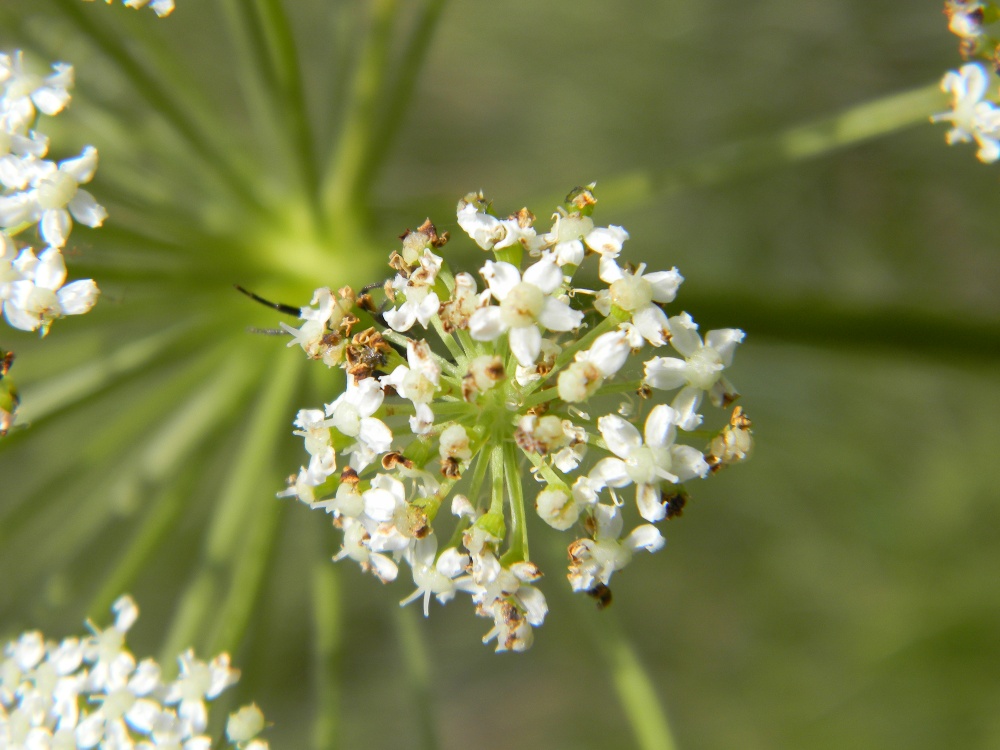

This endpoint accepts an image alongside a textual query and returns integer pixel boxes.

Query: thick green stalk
[18,320,204,422]
[87,470,198,619]
[311,563,343,750]
[501,440,528,564]
[193,352,300,655]
[488,442,505,516]
[592,609,679,750]
[321,0,399,225]
[157,352,296,662]
[0,342,245,614]
[254,0,324,228]
[354,0,450,198]
[216,0,289,179]
[596,82,947,212]
[394,605,439,750]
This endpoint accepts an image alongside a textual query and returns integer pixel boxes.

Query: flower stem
[501,440,528,563]
[591,609,679,750]
[159,351,301,661]
[595,82,947,212]
[354,0,450,199]
[394,605,440,750]
[254,0,325,228]
[86,348,259,618]
[321,0,399,226]
[311,563,343,750]
[488,442,505,517]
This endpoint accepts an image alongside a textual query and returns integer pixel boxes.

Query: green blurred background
[2,1,1000,748]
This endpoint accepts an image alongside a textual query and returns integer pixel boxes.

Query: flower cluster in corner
[1,51,103,336]
[933,2,1000,161]
[276,186,753,652]
[81,0,176,17]
[0,596,269,749]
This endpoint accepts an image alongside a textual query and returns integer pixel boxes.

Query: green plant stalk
[204,351,303,655]
[0,341,243,592]
[215,0,289,184]
[311,563,343,750]
[501,440,528,564]
[157,352,297,663]
[594,610,679,750]
[597,82,948,212]
[321,0,399,226]
[354,0,450,198]
[394,605,439,750]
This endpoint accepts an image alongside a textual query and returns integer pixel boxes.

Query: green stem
[87,469,196,619]
[674,286,1000,364]
[596,82,947,212]
[19,318,204,423]
[159,352,296,661]
[321,0,399,224]
[592,608,679,750]
[501,440,528,564]
[0,342,243,615]
[488,443,504,516]
[254,0,325,228]
[354,0,450,198]
[215,0,287,175]
[209,353,303,654]
[311,563,342,750]
[393,605,439,750]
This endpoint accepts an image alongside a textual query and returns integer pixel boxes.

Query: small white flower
[281,287,332,346]
[567,504,664,592]
[124,0,177,17]
[438,271,479,332]
[931,64,1000,163]
[0,52,73,133]
[226,704,266,745]
[83,595,140,692]
[644,312,743,430]
[290,408,336,481]
[596,259,683,345]
[399,536,473,616]
[456,197,539,252]
[162,651,240,735]
[383,249,442,332]
[590,405,709,522]
[584,224,629,259]
[325,377,392,469]
[575,328,631,377]
[81,0,177,17]
[28,146,107,248]
[470,254,583,366]
[379,339,440,435]
[536,486,580,530]
[945,1,984,39]
[2,247,99,334]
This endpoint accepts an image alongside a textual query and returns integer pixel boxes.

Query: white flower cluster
[932,63,1000,162]
[0,596,269,749]
[0,51,102,335]
[932,3,1000,161]
[81,0,176,17]
[277,187,752,652]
